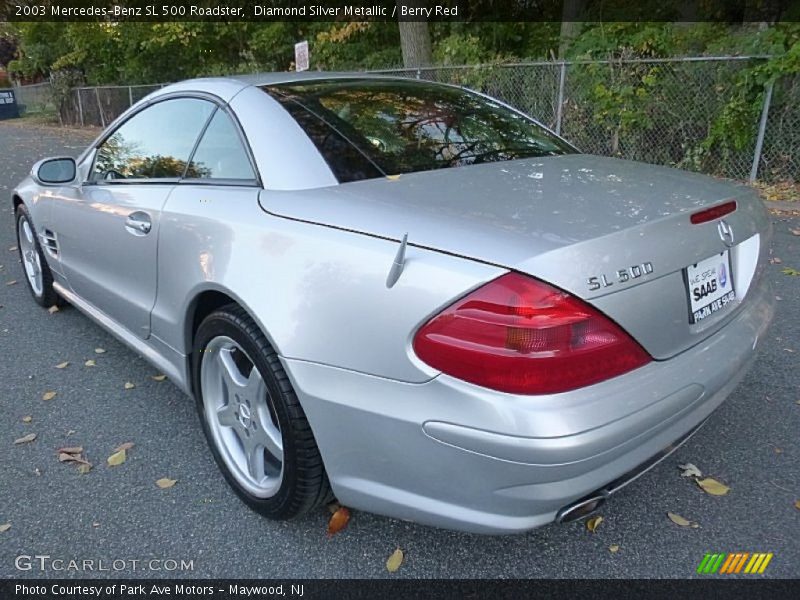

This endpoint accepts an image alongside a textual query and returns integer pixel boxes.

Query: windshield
[262,79,576,183]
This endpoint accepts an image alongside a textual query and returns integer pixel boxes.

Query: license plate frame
[685,250,736,324]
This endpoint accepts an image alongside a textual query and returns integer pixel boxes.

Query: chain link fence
[12,81,55,115]
[60,84,165,127]
[758,74,800,183]
[11,56,798,183]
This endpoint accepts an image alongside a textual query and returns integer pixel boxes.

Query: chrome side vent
[40,229,59,258]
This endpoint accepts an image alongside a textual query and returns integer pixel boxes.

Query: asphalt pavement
[0,119,798,579]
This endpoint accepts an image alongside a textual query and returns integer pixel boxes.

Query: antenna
[385,233,408,289]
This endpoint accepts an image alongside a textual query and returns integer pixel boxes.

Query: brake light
[413,273,651,394]
[690,200,737,224]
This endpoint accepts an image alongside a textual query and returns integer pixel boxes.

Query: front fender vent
[40,229,59,258]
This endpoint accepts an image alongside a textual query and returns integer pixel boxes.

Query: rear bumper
[284,281,774,534]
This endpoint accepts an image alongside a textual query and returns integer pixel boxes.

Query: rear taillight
[413,273,651,395]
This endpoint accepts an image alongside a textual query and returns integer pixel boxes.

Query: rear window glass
[262,79,575,183]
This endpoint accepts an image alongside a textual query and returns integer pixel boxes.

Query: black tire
[192,303,332,519]
[14,203,62,308]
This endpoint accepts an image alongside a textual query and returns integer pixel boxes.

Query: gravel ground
[0,120,798,579]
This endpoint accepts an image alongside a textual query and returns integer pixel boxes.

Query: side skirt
[53,282,192,395]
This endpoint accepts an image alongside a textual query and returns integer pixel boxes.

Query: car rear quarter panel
[150,185,507,383]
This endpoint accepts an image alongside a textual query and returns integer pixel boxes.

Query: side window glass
[91,98,214,181]
[188,110,256,181]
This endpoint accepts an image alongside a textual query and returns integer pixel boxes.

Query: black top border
[2,0,799,23]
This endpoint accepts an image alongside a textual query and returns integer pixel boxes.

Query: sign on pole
[295,41,309,72]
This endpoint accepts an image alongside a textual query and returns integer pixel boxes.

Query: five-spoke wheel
[193,304,332,518]
[15,203,60,307]
[201,336,284,498]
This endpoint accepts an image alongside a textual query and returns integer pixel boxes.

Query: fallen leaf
[327,506,351,536]
[94,347,106,354]
[55,361,69,369]
[386,548,404,573]
[22,416,32,423]
[697,477,730,496]
[782,267,800,276]
[0,523,10,533]
[678,462,702,478]
[58,444,91,467]
[151,374,166,382]
[124,382,135,390]
[84,359,96,367]
[586,515,603,532]
[156,478,177,489]
[6,280,17,286]
[42,391,57,401]
[106,449,126,466]
[48,305,59,314]
[14,433,37,445]
[78,464,92,474]
[609,544,620,553]
[667,512,698,528]
[794,500,800,510]
[115,442,134,453]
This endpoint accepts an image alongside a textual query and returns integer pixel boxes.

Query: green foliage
[434,33,489,66]
[5,20,799,181]
[702,24,800,161]
[310,22,401,70]
[0,34,16,68]
[5,21,564,84]
[558,22,800,174]
[564,23,686,156]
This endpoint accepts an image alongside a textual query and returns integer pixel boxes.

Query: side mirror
[32,157,77,185]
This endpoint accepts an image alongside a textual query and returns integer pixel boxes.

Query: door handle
[125,212,152,235]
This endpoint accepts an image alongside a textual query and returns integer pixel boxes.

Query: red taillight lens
[690,200,737,224]
[413,273,651,395]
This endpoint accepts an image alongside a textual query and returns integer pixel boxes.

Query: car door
[52,96,216,339]
[149,106,262,345]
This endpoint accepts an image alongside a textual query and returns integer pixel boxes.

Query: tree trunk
[397,7,432,68]
[558,0,584,58]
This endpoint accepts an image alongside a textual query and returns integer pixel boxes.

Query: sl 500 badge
[588,262,654,291]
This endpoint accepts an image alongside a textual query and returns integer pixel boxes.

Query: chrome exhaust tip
[556,494,607,524]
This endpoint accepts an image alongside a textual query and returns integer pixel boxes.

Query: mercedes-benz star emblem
[717,219,734,248]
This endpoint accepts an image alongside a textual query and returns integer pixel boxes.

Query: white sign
[295,41,309,72]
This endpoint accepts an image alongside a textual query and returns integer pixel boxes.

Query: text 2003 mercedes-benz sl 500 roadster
[13,73,773,533]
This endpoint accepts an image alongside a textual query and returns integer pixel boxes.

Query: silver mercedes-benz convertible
[13,73,774,533]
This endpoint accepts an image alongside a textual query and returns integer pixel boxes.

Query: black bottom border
[2,579,799,600]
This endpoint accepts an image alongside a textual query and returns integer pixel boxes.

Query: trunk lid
[259,154,769,359]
